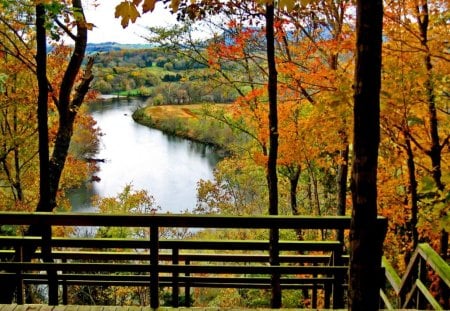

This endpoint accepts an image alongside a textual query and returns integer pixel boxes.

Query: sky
[83,0,178,44]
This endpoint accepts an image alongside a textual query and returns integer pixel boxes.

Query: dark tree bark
[348,0,385,309]
[404,133,419,251]
[265,3,280,308]
[36,2,51,213]
[41,0,91,212]
[288,165,301,216]
[266,3,278,217]
[337,142,349,243]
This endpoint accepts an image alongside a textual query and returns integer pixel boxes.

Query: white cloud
[83,0,178,44]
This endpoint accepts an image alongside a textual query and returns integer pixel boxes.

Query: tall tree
[35,1,50,213]
[379,0,449,267]
[0,0,94,303]
[348,0,385,309]
[414,0,448,258]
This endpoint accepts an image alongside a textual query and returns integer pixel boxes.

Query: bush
[152,93,165,105]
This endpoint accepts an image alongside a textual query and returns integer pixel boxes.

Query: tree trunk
[289,165,301,216]
[404,133,419,251]
[416,2,448,306]
[265,3,280,308]
[44,0,90,212]
[348,0,385,309]
[337,143,349,243]
[0,0,93,303]
[0,3,50,304]
[36,2,50,213]
[288,165,303,241]
[266,3,278,217]
[416,0,447,259]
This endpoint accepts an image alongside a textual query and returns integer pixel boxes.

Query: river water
[67,98,220,213]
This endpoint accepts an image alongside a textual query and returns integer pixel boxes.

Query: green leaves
[0,73,7,93]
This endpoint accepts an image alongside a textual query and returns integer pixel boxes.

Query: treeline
[91,48,238,104]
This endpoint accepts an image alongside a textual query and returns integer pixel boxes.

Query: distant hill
[86,42,153,54]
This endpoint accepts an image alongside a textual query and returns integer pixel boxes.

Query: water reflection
[68,99,219,213]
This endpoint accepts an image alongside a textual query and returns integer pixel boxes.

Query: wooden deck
[0,305,350,311]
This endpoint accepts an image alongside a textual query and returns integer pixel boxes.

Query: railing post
[270,227,281,308]
[150,226,159,309]
[417,257,427,309]
[332,243,345,308]
[324,282,331,308]
[172,247,179,308]
[312,263,317,308]
[42,225,58,305]
[62,258,68,305]
[185,259,191,307]
[14,245,24,304]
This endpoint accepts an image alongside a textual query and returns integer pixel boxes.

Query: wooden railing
[381,243,450,310]
[0,212,387,308]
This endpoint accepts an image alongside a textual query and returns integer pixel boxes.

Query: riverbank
[69,99,221,213]
[132,104,233,155]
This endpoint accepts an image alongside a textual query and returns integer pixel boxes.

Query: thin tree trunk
[288,165,303,241]
[265,3,280,308]
[289,165,301,216]
[13,103,24,202]
[266,3,278,217]
[416,0,448,259]
[36,2,50,212]
[337,142,349,243]
[349,0,385,309]
[404,133,419,251]
[416,2,448,306]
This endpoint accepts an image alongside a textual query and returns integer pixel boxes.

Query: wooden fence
[0,212,388,308]
[381,243,450,310]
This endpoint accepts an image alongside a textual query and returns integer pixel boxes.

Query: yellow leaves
[278,0,297,11]
[85,22,94,31]
[170,0,180,12]
[142,0,157,13]
[115,1,141,28]
[255,0,313,10]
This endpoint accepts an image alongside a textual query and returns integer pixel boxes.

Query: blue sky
[84,0,178,44]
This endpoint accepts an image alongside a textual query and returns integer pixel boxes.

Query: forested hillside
[90,45,238,104]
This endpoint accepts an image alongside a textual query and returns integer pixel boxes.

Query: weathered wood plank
[0,304,18,311]
[0,212,355,229]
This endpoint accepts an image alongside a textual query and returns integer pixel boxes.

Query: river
[67,98,220,213]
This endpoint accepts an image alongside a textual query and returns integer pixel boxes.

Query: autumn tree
[0,53,39,210]
[380,0,449,263]
[0,0,95,303]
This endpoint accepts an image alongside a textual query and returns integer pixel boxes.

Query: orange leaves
[207,26,262,66]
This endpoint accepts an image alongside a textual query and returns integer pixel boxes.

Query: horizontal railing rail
[381,243,450,310]
[0,212,386,308]
[0,212,354,228]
